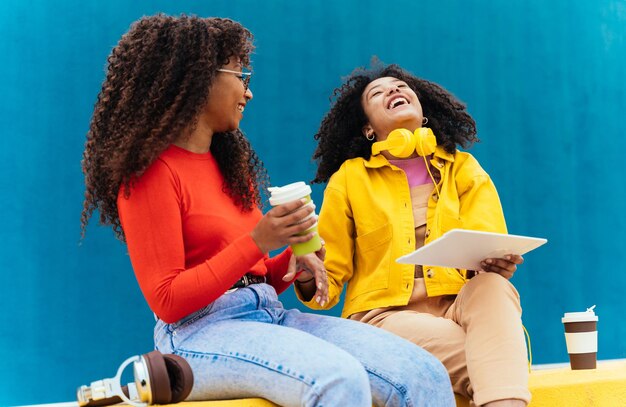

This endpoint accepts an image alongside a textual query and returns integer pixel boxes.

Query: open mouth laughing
[386,95,410,110]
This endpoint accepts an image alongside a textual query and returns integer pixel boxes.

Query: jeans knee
[421,355,452,394]
[314,354,371,406]
[378,346,454,407]
[431,356,454,391]
[409,350,455,406]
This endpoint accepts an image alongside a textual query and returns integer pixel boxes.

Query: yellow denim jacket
[298,146,507,318]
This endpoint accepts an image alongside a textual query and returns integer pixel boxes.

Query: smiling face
[361,76,423,142]
[200,58,253,133]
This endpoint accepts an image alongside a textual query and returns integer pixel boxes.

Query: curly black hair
[81,14,268,240]
[312,63,478,183]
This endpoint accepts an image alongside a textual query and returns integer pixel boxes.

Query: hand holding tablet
[396,229,547,271]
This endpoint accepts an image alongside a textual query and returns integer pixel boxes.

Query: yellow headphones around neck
[371,128,437,158]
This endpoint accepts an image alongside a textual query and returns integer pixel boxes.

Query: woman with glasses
[296,63,531,407]
[81,15,453,406]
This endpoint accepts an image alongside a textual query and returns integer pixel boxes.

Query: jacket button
[437,161,444,168]
[426,269,434,278]
[432,194,439,202]
[425,229,430,238]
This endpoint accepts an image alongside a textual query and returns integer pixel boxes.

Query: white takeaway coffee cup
[561,305,598,370]
[268,182,322,256]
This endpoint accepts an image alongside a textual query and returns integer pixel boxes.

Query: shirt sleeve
[263,247,293,294]
[456,155,508,234]
[117,159,265,323]
[295,166,354,310]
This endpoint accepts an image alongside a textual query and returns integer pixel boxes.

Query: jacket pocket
[351,223,393,298]
[356,222,393,252]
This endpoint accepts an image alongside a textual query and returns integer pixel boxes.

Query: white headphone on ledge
[76,350,193,407]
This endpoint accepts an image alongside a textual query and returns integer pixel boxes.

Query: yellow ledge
[171,359,626,407]
[456,359,626,407]
[176,401,276,407]
[33,359,626,407]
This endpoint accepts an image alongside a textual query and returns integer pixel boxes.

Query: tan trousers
[350,273,531,406]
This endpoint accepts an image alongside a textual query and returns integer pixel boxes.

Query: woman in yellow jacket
[296,64,530,407]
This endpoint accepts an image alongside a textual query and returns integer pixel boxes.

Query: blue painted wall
[1,0,624,404]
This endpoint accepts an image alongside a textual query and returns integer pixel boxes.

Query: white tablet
[396,229,547,271]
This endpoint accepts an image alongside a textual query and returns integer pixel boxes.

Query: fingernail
[505,255,511,260]
[300,198,307,204]
[486,259,493,264]
[316,296,321,304]
[317,282,322,289]
[320,300,326,307]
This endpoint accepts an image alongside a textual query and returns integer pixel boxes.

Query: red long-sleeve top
[117,145,293,323]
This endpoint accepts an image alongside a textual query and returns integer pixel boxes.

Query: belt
[230,273,266,289]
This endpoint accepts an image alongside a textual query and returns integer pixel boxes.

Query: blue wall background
[1,0,625,404]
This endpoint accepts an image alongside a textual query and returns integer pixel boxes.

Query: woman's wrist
[295,276,315,284]
[249,231,269,254]
[294,275,317,302]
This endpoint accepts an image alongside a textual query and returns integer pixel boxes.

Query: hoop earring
[366,132,375,141]
[422,117,429,125]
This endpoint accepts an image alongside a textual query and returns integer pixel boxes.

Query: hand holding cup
[266,182,322,256]
[251,198,317,254]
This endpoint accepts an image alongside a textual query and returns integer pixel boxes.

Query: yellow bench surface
[169,360,626,407]
[175,401,277,407]
[456,359,626,407]
[34,359,626,407]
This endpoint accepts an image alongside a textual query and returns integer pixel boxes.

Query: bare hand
[283,240,328,306]
[480,254,524,279]
[250,199,317,253]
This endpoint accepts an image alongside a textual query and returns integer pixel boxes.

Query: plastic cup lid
[561,310,598,323]
[268,182,312,205]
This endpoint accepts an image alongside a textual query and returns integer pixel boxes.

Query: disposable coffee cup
[561,305,598,370]
[268,182,322,256]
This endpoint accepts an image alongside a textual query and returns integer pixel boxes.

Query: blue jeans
[154,283,454,407]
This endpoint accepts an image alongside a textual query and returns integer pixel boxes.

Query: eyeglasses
[217,68,252,91]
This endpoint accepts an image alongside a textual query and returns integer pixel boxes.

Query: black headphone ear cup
[142,351,173,404]
[163,354,194,402]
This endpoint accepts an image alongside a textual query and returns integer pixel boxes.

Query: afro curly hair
[81,14,268,240]
[312,62,478,184]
